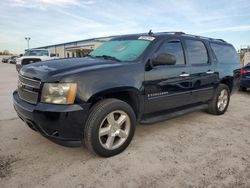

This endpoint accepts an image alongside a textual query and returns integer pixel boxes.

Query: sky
[1,0,250,54]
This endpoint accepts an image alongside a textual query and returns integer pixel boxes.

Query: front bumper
[240,78,250,88]
[13,90,91,147]
[16,64,21,72]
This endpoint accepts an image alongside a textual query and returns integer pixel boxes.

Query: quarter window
[186,40,208,65]
[157,40,185,65]
[210,43,239,64]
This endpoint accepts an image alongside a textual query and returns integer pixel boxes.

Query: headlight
[41,83,77,104]
[16,59,22,65]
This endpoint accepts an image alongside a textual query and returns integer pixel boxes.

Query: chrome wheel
[98,110,131,150]
[217,89,228,111]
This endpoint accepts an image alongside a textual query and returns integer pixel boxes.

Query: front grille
[18,75,41,104]
[22,58,41,65]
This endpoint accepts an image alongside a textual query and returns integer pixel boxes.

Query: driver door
[144,38,192,114]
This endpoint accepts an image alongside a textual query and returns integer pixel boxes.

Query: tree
[3,50,10,55]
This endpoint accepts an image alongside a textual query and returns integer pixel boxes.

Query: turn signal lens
[66,83,77,104]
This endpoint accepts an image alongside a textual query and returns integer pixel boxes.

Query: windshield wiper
[94,55,121,62]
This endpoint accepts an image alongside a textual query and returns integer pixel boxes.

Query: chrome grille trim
[18,74,41,104]
[18,75,41,89]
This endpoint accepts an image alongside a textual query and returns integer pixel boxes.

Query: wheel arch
[220,76,234,93]
[87,87,143,120]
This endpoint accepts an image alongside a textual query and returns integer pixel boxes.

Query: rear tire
[83,98,136,157]
[207,84,230,115]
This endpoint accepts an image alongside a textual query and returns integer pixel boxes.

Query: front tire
[207,84,230,115]
[84,99,136,157]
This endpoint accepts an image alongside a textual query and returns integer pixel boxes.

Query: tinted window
[157,40,185,65]
[210,43,239,64]
[186,40,208,64]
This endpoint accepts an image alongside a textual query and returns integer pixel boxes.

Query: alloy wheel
[98,110,131,150]
[217,89,229,111]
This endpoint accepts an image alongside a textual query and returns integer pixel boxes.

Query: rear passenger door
[184,39,217,103]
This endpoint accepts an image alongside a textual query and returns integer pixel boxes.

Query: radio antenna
[148,29,153,35]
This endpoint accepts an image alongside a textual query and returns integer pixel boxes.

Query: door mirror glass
[152,53,176,66]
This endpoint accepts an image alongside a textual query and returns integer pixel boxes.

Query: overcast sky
[1,0,250,53]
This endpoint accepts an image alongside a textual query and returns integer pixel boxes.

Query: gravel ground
[0,63,250,188]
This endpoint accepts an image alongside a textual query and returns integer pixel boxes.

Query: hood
[20,57,122,81]
[18,56,49,60]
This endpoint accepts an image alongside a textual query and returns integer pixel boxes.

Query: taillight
[240,69,248,74]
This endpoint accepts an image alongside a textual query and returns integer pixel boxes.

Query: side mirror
[152,53,176,66]
[50,53,56,57]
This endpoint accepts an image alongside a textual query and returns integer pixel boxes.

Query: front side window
[157,39,185,65]
[24,50,49,56]
[186,40,208,65]
[210,43,239,64]
[89,40,150,62]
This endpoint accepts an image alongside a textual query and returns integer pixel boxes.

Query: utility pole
[25,37,31,49]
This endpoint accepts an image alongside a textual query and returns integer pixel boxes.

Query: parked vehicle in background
[239,62,250,91]
[8,56,18,64]
[2,55,16,63]
[2,57,9,63]
[16,49,57,71]
[13,32,240,157]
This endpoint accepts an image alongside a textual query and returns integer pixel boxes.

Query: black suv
[13,32,240,157]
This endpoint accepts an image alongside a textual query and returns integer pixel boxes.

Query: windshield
[89,40,150,61]
[24,50,49,56]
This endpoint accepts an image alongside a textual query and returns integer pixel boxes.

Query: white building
[34,37,112,58]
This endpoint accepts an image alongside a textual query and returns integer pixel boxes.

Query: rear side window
[185,40,208,65]
[157,40,185,65]
[210,43,239,64]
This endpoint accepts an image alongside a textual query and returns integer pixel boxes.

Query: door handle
[179,73,190,77]
[206,70,214,74]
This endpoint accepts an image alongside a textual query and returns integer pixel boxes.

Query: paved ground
[0,63,250,188]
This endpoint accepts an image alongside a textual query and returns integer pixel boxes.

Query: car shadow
[238,90,250,96]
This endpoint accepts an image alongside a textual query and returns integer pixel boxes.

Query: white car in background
[16,49,58,71]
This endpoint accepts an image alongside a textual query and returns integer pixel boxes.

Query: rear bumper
[240,78,250,88]
[13,90,91,147]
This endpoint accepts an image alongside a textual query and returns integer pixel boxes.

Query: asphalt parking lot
[0,63,250,188]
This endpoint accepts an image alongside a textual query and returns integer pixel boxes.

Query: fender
[87,86,144,119]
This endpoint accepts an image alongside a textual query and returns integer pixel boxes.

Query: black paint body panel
[13,33,240,145]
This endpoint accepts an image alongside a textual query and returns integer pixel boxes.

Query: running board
[140,104,208,124]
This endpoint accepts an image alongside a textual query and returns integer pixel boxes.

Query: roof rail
[156,31,186,35]
[216,39,226,42]
[180,33,226,43]
[174,32,186,35]
[156,32,226,43]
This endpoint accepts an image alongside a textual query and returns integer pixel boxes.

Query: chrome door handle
[206,70,214,74]
[179,73,190,77]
